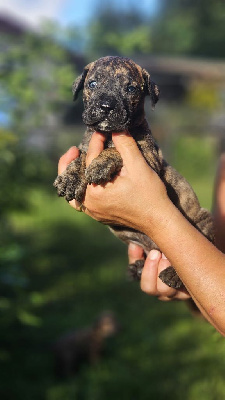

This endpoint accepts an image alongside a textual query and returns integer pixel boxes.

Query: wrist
[140,195,177,241]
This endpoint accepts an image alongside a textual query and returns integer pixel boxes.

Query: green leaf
[17,310,42,327]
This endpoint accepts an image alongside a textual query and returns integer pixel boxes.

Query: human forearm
[141,202,225,335]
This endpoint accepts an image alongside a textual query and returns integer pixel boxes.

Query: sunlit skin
[58,131,225,336]
[213,154,225,254]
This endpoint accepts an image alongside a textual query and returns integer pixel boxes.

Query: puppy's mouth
[92,118,129,133]
[82,107,129,133]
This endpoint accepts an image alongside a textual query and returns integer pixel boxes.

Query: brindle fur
[54,56,215,289]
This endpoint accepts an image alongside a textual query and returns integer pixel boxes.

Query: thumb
[112,132,145,168]
[58,146,79,174]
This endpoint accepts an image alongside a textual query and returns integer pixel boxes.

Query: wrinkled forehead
[87,57,144,85]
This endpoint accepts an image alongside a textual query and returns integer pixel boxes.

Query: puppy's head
[72,56,159,133]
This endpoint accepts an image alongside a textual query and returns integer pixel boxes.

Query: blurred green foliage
[172,134,216,209]
[186,82,222,111]
[87,6,152,58]
[0,2,224,399]
[155,0,225,58]
[84,0,225,59]
[0,32,75,132]
[0,29,76,342]
[1,178,223,400]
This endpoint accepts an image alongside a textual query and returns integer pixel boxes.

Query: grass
[170,134,217,209]
[1,134,224,400]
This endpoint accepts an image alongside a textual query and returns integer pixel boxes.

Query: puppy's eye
[127,85,137,93]
[88,81,97,89]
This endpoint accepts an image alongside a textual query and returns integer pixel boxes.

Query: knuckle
[88,183,101,197]
[85,184,102,209]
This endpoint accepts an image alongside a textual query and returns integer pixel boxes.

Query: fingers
[140,250,163,295]
[58,146,80,174]
[140,250,190,300]
[128,243,144,264]
[86,132,106,167]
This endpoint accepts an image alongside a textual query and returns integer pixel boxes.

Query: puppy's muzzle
[83,93,128,132]
[99,95,116,112]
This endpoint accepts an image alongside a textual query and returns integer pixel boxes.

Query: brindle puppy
[54,56,214,289]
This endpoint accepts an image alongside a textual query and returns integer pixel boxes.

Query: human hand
[57,131,174,236]
[128,243,191,301]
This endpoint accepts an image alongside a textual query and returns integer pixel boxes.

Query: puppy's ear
[142,68,160,108]
[72,62,93,101]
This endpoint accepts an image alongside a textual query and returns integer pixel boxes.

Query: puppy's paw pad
[159,266,183,289]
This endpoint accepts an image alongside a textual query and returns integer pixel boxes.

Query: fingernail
[149,250,160,260]
[162,253,167,259]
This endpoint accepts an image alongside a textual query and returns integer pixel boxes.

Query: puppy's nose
[99,96,116,111]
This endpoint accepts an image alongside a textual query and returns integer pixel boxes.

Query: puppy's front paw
[159,266,183,289]
[54,172,87,203]
[85,160,112,185]
[53,158,86,203]
[54,172,77,202]
[128,259,145,281]
[85,153,123,185]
